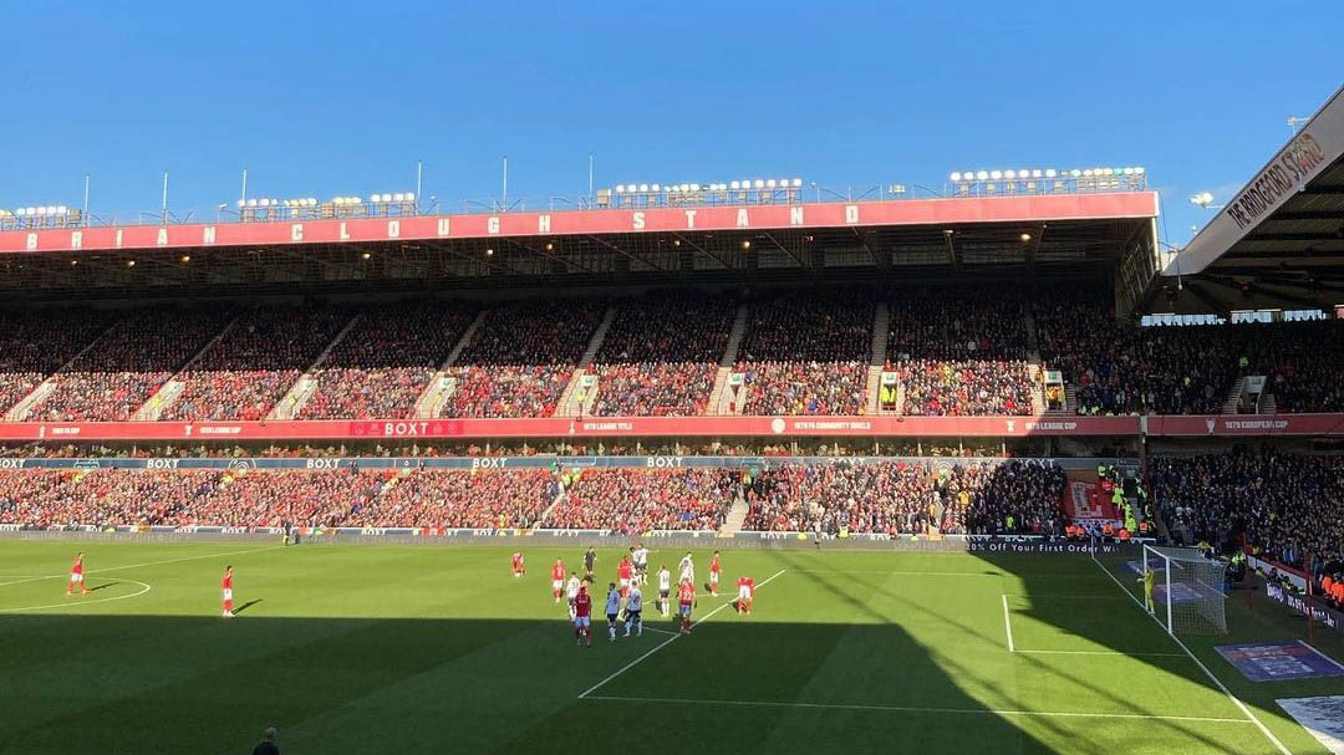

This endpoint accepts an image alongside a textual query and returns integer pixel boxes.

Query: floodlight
[730,181,741,190]
[391,193,403,202]
[976,171,989,181]
[949,172,962,182]
[651,184,661,192]
[990,170,1003,180]
[57,206,67,214]
[404,193,414,202]
[1082,169,1093,177]
[1134,167,1145,175]
[1103,168,1114,176]
[792,178,803,187]
[1020,233,1032,242]
[691,183,701,192]
[35,207,47,216]
[614,185,625,193]
[1004,170,1016,180]
[1044,169,1056,178]
[1070,169,1081,178]
[751,179,763,189]
[766,179,777,189]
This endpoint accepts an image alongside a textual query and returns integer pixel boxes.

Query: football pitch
[3,540,1342,754]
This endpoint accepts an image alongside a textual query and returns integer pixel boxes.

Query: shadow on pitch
[87,581,120,593]
[232,598,264,615]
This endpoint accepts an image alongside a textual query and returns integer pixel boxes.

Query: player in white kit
[657,565,672,617]
[565,572,582,620]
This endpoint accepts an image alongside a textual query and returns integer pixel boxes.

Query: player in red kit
[677,578,697,634]
[736,575,754,614]
[573,584,593,647]
[551,559,566,603]
[708,551,722,596]
[617,556,633,597]
[221,565,235,618]
[511,551,526,578]
[66,552,90,597]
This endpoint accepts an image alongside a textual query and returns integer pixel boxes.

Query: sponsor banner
[1216,640,1344,682]
[1277,696,1344,754]
[0,455,1134,471]
[964,535,1143,555]
[1147,414,1344,436]
[0,414,1142,442]
[1266,583,1344,633]
[0,193,1156,255]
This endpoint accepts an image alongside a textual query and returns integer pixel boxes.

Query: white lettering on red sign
[156,228,169,246]
[736,209,749,228]
[436,218,451,237]
[845,205,859,224]
[387,220,400,239]
[790,206,804,225]
[70,231,82,249]
[633,212,645,231]
[383,421,429,437]
[291,224,304,242]
[487,216,500,234]
[115,229,124,248]
[538,214,551,233]
[684,210,697,229]
[26,233,37,251]
[339,222,350,241]
[202,226,216,244]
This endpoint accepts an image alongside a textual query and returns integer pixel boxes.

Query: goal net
[1141,544,1228,635]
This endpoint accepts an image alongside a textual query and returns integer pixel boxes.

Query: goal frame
[1142,543,1174,634]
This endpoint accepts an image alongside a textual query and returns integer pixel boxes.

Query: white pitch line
[580,694,1256,725]
[796,569,1002,578]
[577,568,786,700]
[1001,594,1015,653]
[0,579,152,613]
[1296,639,1344,673]
[643,626,679,637]
[0,545,285,588]
[1091,553,1291,755]
[1017,648,1183,658]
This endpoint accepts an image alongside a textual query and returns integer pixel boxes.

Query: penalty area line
[580,694,1256,725]
[1091,552,1291,755]
[577,568,786,700]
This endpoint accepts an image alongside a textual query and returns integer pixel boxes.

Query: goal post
[1142,544,1228,635]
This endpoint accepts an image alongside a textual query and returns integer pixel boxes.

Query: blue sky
[4,1,1341,245]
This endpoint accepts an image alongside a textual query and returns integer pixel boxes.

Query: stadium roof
[1157,84,1344,313]
[0,190,1157,302]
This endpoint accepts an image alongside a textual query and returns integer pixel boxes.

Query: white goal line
[1000,594,1185,657]
[576,568,786,700]
[580,694,1256,725]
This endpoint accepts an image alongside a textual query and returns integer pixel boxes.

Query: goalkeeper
[1138,568,1155,614]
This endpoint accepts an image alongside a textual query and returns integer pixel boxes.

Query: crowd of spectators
[888,291,1035,416]
[742,459,1066,535]
[162,305,350,421]
[0,310,116,417]
[1151,448,1344,566]
[1035,298,1236,415]
[543,468,736,533]
[1238,320,1344,413]
[343,469,557,528]
[299,302,478,419]
[587,295,735,416]
[442,301,604,418]
[30,307,235,422]
[735,294,872,415]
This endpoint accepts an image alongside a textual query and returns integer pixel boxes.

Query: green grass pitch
[2,540,1342,754]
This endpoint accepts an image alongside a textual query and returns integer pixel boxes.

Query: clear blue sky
[4,1,1341,246]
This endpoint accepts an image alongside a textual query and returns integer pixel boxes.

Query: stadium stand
[161,305,350,421]
[543,468,737,533]
[30,307,235,421]
[1151,448,1344,565]
[887,291,1035,416]
[735,293,872,415]
[0,310,117,418]
[587,294,735,416]
[742,459,1066,535]
[443,301,605,418]
[298,302,478,419]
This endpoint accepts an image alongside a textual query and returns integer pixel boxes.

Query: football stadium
[4,9,1344,754]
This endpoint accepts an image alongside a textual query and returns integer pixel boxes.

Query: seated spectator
[0,309,117,417]
[544,468,736,533]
